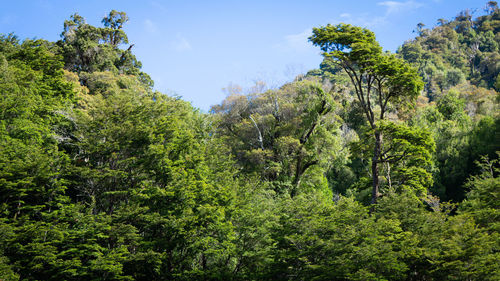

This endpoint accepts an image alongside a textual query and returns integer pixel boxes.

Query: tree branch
[249,114,264,150]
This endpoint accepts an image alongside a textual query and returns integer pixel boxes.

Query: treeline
[0,4,499,281]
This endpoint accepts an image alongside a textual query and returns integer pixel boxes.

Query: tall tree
[58,11,144,77]
[310,24,424,204]
[101,10,129,47]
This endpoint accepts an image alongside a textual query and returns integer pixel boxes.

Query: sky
[0,0,487,110]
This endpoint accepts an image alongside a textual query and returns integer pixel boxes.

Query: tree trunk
[371,130,381,205]
[290,153,303,198]
[290,151,318,198]
[386,161,392,189]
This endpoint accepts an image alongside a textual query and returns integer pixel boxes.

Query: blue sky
[0,0,486,110]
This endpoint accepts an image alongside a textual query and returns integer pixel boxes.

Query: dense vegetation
[0,4,499,281]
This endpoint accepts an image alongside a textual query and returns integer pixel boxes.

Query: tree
[212,80,341,197]
[352,121,435,200]
[437,18,449,26]
[460,154,500,233]
[58,11,143,77]
[310,24,424,204]
[66,71,241,279]
[415,22,426,36]
[268,194,409,280]
[376,190,500,280]
[0,39,74,219]
[101,10,129,47]
[485,1,499,14]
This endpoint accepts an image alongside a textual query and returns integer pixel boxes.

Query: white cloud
[273,29,317,54]
[332,13,386,28]
[284,29,311,52]
[377,1,423,15]
[333,1,423,28]
[171,36,192,51]
[144,19,158,33]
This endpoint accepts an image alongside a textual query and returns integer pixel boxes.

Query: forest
[0,3,499,281]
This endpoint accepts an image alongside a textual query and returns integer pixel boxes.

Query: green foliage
[0,219,19,281]
[350,121,435,201]
[1,5,499,280]
[57,11,149,83]
[227,178,278,280]
[6,204,135,280]
[65,70,240,279]
[310,23,382,70]
[1,28,242,279]
[310,23,425,205]
[310,23,424,119]
[377,191,500,280]
[410,92,499,200]
[0,38,74,219]
[436,89,468,121]
[398,5,500,95]
[269,194,409,280]
[378,122,435,196]
[460,154,500,232]
[212,79,342,197]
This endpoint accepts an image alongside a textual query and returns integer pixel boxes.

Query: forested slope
[0,4,499,281]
